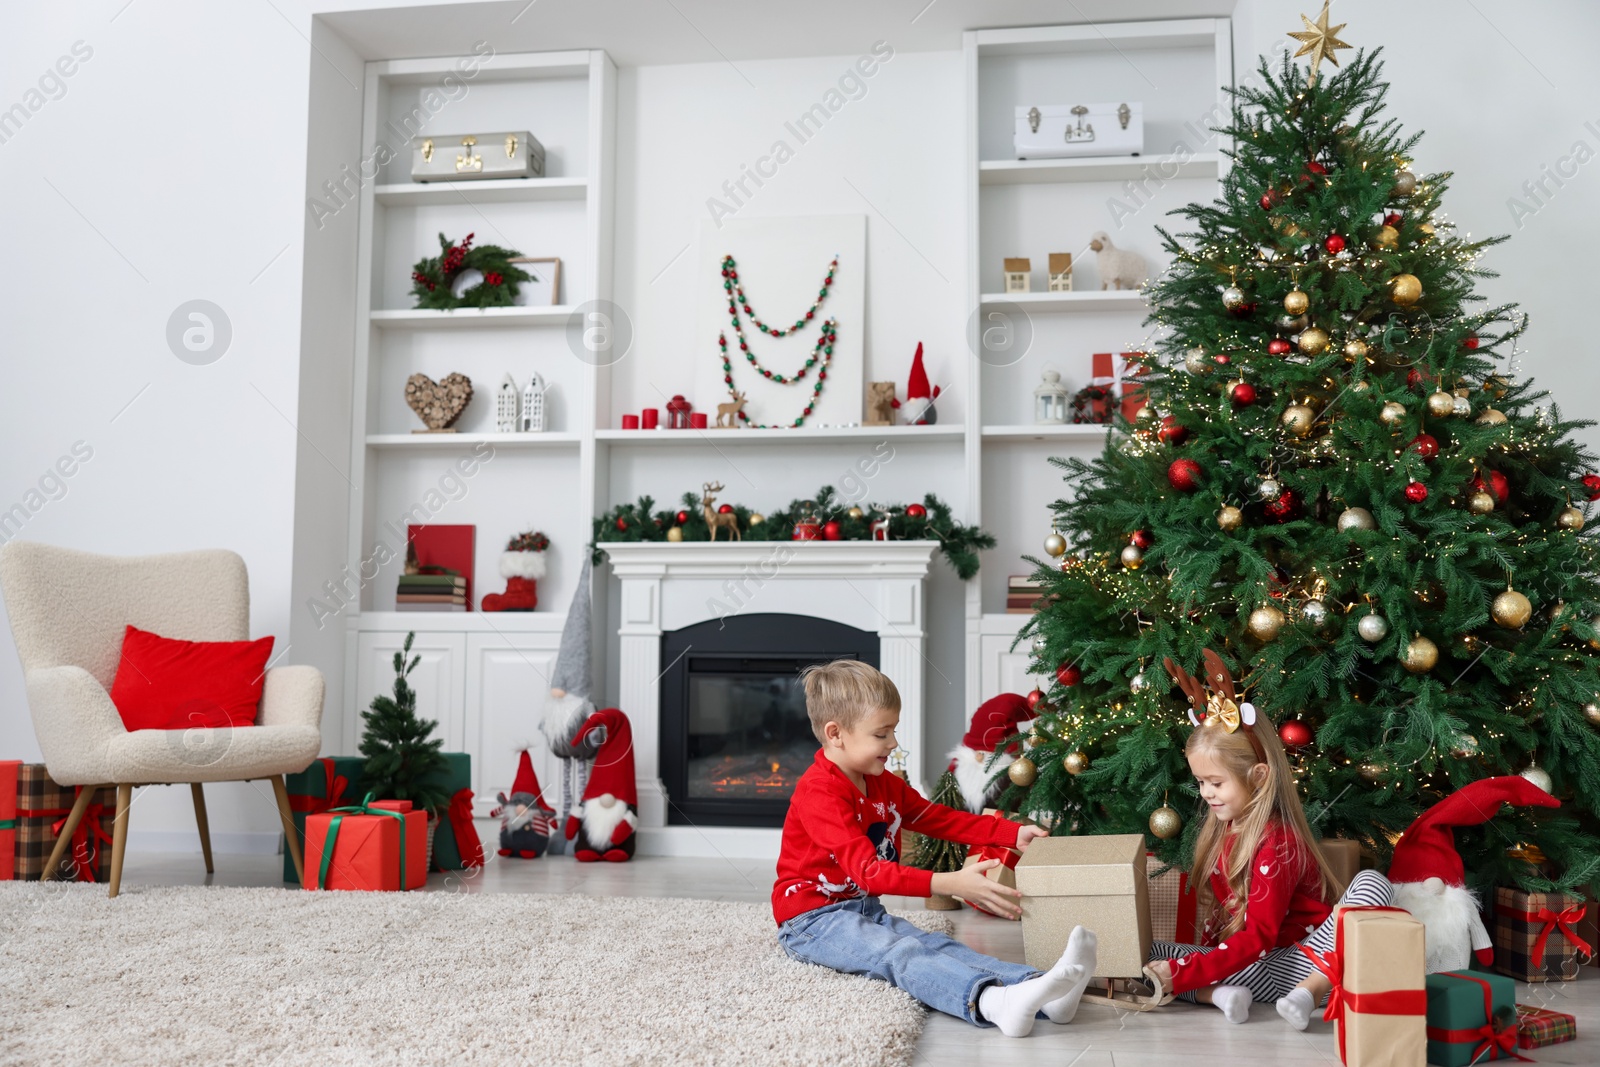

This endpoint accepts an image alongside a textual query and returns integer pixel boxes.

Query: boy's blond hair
[799,659,900,742]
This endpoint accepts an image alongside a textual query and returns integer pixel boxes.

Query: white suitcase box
[411,131,545,182]
[1014,103,1143,160]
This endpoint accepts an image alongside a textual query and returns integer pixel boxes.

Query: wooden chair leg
[271,774,306,886]
[42,784,100,882]
[191,782,215,874]
[108,783,132,898]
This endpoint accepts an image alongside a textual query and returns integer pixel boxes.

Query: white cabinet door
[351,632,468,753]
[465,632,561,818]
[980,633,1040,701]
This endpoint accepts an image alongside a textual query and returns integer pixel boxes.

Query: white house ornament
[521,372,549,432]
[496,374,520,432]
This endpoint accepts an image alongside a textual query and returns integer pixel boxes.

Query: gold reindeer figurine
[702,481,742,541]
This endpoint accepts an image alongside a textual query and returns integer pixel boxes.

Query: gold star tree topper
[1288,1,1353,84]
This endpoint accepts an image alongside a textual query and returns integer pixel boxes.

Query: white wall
[3,0,1596,847]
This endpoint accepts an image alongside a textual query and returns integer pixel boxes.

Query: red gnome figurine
[570,708,639,863]
[947,693,1034,815]
[1388,775,1559,973]
[890,342,941,425]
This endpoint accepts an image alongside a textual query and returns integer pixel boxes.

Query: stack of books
[1006,575,1050,614]
[397,573,467,611]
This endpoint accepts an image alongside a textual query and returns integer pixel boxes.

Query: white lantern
[495,374,520,433]
[520,372,547,432]
[1034,368,1069,425]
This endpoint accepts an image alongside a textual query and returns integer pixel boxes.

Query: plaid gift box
[1515,1004,1576,1049]
[1146,858,1200,943]
[1493,886,1592,982]
[13,763,114,882]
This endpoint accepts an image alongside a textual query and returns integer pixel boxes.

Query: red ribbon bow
[288,758,349,817]
[442,787,484,869]
[1499,903,1592,968]
[1425,971,1531,1063]
[1297,906,1427,1063]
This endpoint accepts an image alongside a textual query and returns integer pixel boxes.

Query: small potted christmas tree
[360,632,452,868]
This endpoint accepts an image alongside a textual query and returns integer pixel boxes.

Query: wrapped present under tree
[1514,1004,1576,1050]
[1300,906,1426,1067]
[1492,886,1592,982]
[10,762,113,883]
[1424,969,1520,1067]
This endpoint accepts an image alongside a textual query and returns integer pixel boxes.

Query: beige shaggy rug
[0,883,948,1067]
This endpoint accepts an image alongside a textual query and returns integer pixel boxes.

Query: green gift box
[282,757,367,885]
[424,752,484,872]
[1424,969,1518,1067]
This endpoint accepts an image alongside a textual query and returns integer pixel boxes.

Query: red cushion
[109,625,275,731]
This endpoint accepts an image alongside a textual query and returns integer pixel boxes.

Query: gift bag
[1492,886,1592,982]
[12,763,114,882]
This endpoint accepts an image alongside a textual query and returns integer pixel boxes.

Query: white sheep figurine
[1089,231,1146,291]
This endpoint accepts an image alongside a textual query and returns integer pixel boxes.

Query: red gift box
[0,759,18,880]
[1515,1004,1576,1049]
[304,794,428,892]
[1118,352,1146,421]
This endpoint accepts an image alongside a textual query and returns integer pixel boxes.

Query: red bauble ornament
[906,503,927,518]
[1268,338,1292,356]
[1324,234,1346,254]
[1408,433,1440,460]
[1405,481,1429,503]
[1259,192,1275,211]
[1487,469,1509,504]
[675,510,690,524]
[1583,473,1600,501]
[822,520,843,541]
[1167,458,1202,492]
[615,517,629,531]
[1158,416,1189,445]
[1027,688,1044,710]
[1130,529,1154,549]
[1231,381,1258,406]
[1407,368,1426,390]
[1462,332,1479,350]
[1056,662,1081,687]
[1279,720,1313,749]
[1214,353,1233,366]
[1307,160,1329,176]
[718,503,734,514]
[1264,489,1301,522]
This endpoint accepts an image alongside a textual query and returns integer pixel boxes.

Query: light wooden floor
[119,834,1599,1067]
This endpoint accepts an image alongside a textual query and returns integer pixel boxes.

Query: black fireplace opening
[660,614,880,827]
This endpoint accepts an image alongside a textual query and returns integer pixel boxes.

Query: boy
[772,659,1098,1037]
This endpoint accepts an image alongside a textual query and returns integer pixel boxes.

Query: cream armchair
[0,542,324,896]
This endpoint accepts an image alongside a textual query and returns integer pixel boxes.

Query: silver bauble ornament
[1520,763,1553,794]
[1258,477,1283,499]
[1302,599,1331,628]
[1337,506,1376,532]
[1120,544,1145,570]
[1032,634,1049,652]
[1452,395,1472,418]
[1222,285,1246,309]
[1044,532,1068,557]
[1583,702,1600,726]
[1393,169,1417,196]
[1450,734,1479,759]
[1357,613,1389,642]
[1130,672,1149,693]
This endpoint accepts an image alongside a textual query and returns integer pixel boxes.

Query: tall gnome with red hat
[1388,775,1559,973]
[890,342,941,426]
[947,693,1034,815]
[492,749,557,859]
[569,707,639,863]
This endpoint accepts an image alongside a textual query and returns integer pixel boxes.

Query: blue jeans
[776,896,1041,1025]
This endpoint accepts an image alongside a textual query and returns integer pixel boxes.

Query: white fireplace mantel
[600,540,939,844]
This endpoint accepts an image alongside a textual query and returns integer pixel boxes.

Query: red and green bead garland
[716,252,841,428]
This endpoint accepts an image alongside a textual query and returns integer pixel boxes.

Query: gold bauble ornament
[1401,634,1439,673]
[666,526,684,542]
[1583,702,1600,726]
[1393,169,1417,197]
[1589,615,1600,650]
[1358,762,1386,782]
[1281,404,1316,437]
[1373,225,1400,250]
[1467,491,1496,515]
[1390,273,1423,306]
[847,506,864,519]
[1476,408,1507,426]
[1418,221,1436,238]
[1337,506,1376,532]
[1297,326,1330,355]
[1284,289,1310,315]
[1062,750,1090,776]
[1007,756,1038,787]
[748,512,765,526]
[1120,544,1145,570]
[1427,390,1457,418]
[1185,348,1211,375]
[1217,505,1245,531]
[1458,633,1486,657]
[1044,532,1068,557]
[1556,507,1585,531]
[1134,404,1154,421]
[1492,588,1533,630]
[1148,806,1182,840]
[1344,337,1369,361]
[1450,734,1479,759]
[1482,375,1510,399]
[1380,401,1407,426]
[1248,605,1287,641]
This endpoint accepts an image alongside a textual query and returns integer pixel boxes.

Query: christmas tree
[359,632,452,815]
[1006,27,1600,897]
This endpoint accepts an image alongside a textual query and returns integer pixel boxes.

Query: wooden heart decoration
[405,372,473,431]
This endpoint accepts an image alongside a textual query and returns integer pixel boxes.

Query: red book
[407,525,476,611]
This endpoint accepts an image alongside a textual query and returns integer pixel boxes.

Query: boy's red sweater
[772,748,1024,926]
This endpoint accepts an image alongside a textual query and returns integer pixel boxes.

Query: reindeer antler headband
[1163,649,1267,761]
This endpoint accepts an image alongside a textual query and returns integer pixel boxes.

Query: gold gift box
[1015,833,1150,977]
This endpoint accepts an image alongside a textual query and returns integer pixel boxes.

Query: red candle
[641,408,659,429]
[621,414,639,430]
[690,412,708,429]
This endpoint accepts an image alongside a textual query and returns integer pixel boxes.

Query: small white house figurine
[1003,258,1031,293]
[1048,253,1073,292]
[520,372,548,432]
[1034,368,1069,425]
[496,374,520,432]
[1088,231,1146,291]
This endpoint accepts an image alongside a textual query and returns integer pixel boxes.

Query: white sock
[1041,926,1098,1024]
[978,959,1081,1038]
[1276,986,1315,1030]
[1212,984,1253,1024]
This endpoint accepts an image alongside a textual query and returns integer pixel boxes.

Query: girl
[1144,651,1392,1027]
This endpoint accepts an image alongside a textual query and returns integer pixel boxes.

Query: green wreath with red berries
[410,232,534,310]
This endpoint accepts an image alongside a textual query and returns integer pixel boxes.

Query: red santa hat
[575,708,639,850]
[945,693,1033,814]
[509,749,549,807]
[894,343,942,425]
[1388,775,1559,971]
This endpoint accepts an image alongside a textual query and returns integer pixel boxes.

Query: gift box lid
[1015,833,1146,896]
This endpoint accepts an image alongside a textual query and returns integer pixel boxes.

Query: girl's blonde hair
[1187,705,1345,937]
